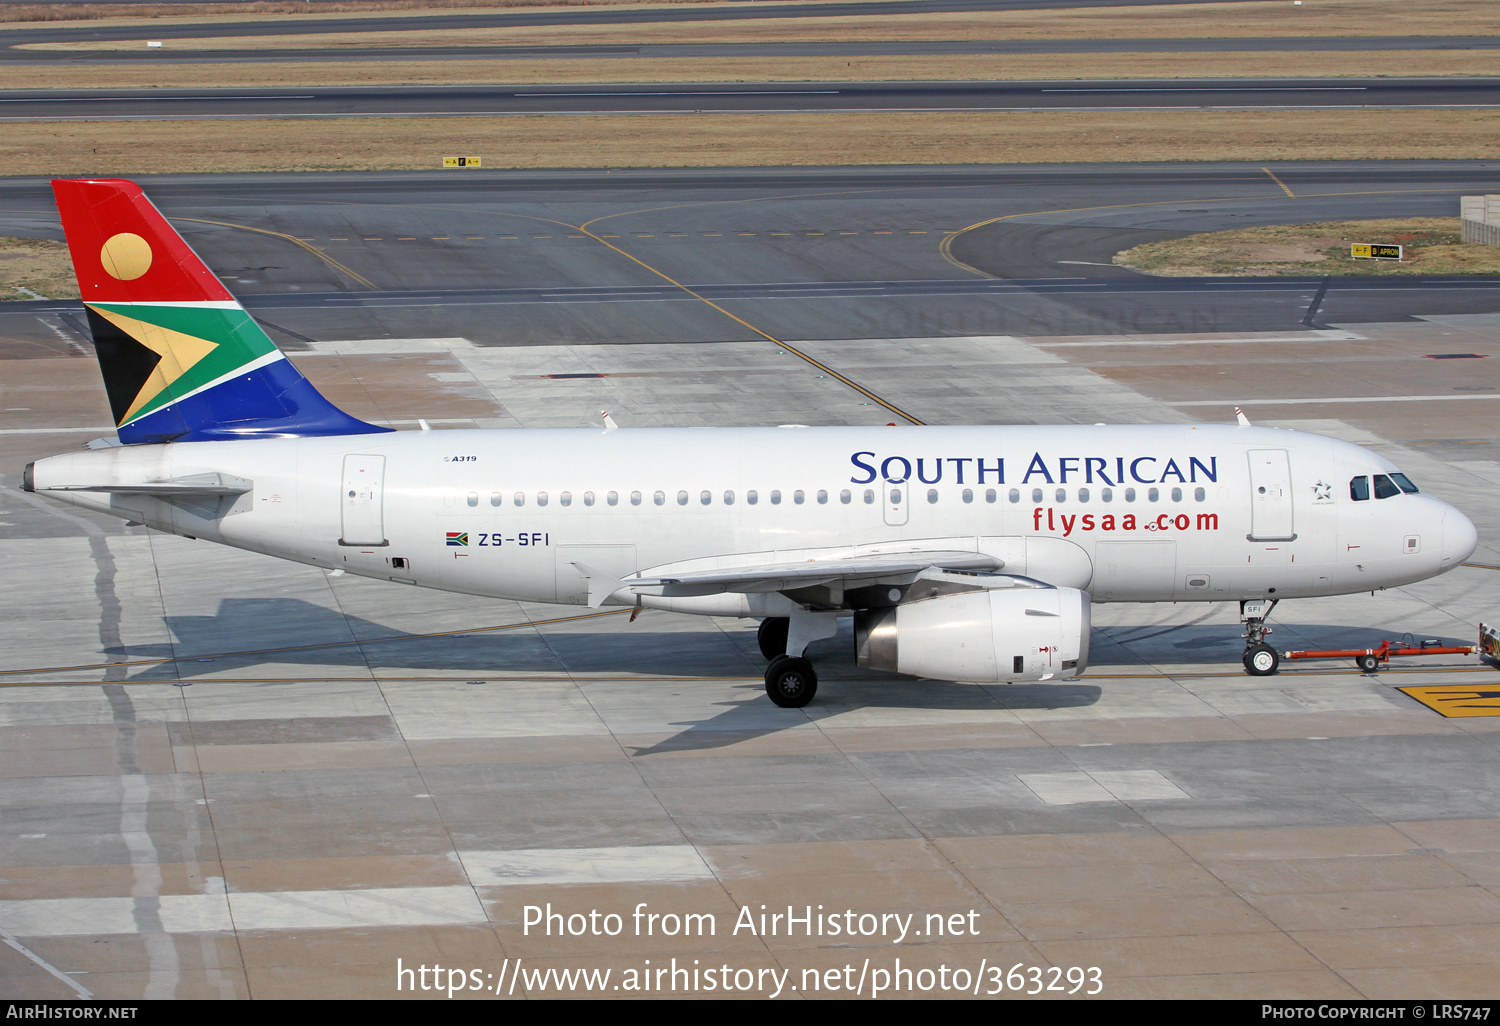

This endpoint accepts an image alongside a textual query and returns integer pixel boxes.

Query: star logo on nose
[1313,480,1332,500]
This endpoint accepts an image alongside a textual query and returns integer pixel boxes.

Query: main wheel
[1243,643,1280,676]
[757,617,790,661]
[764,655,818,708]
[1355,653,1379,673]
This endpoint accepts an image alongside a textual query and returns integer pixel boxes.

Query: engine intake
[855,586,1090,682]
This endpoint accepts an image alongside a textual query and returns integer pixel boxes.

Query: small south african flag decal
[446,532,468,547]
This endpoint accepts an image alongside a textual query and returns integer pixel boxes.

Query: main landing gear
[757,617,789,661]
[765,654,818,708]
[758,616,818,708]
[1240,598,1280,676]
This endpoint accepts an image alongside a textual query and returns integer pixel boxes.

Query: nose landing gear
[1241,598,1280,676]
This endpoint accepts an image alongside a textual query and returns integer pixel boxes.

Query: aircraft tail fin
[52,178,390,444]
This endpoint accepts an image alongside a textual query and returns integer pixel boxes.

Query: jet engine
[854,584,1090,682]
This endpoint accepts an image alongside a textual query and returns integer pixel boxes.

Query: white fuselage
[29,423,1476,614]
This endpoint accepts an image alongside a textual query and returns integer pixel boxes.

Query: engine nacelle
[855,586,1090,682]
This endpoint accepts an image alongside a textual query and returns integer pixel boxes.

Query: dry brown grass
[21,0,1498,48]
[0,237,78,301]
[2,49,1496,90]
[1116,218,1500,275]
[4,108,1499,176]
[0,0,725,27]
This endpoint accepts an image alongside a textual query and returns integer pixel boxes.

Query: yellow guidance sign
[443,157,482,168]
[1351,243,1402,260]
[1399,685,1500,717]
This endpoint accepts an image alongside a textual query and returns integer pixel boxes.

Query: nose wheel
[764,655,818,708]
[1243,643,1280,676]
[1240,598,1280,676]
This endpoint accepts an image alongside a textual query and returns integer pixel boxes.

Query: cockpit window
[1373,474,1401,499]
[1350,476,1370,501]
[1390,472,1419,494]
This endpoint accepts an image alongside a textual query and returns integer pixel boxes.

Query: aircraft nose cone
[1443,506,1479,567]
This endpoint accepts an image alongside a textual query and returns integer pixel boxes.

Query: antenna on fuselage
[1235,407,1252,427]
[601,411,620,432]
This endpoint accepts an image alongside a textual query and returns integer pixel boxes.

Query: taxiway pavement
[1,164,1498,999]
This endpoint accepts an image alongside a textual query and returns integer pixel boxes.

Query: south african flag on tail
[52,178,391,445]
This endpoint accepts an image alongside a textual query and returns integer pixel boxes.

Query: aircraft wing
[573,548,1004,607]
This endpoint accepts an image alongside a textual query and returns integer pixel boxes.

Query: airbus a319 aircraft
[24,179,1479,706]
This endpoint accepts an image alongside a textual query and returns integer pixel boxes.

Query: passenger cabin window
[962,488,973,503]
[1194,487,1206,502]
[513,491,525,507]
[1101,487,1113,502]
[1124,487,1136,502]
[584,491,595,506]
[747,490,758,505]
[1078,487,1090,503]
[864,489,875,504]
[1390,472,1419,494]
[1031,488,1043,503]
[560,491,571,507]
[537,491,548,507]
[607,491,618,506]
[653,490,665,506]
[701,490,712,505]
[794,490,805,505]
[1148,487,1160,502]
[467,492,478,508]
[677,490,689,505]
[985,489,997,503]
[927,488,938,503]
[629,491,641,506]
[840,489,851,504]
[1373,474,1401,500]
[1170,487,1182,503]
[816,489,828,504]
[490,492,502,507]
[1008,488,1020,504]
[1055,488,1066,503]
[771,490,782,505]
[1350,476,1370,501]
[725,490,735,505]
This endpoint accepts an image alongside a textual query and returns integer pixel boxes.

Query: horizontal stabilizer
[41,472,252,496]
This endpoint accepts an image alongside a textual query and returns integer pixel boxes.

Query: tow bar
[1283,625,1495,673]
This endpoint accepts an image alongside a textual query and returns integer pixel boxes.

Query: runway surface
[10,36,1495,66]
[3,162,1497,346]
[4,78,1497,120]
[2,163,1500,999]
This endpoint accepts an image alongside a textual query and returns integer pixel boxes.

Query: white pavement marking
[1037,331,1362,348]
[1089,769,1192,801]
[0,427,116,434]
[1019,769,1188,805]
[0,924,94,998]
[228,886,487,931]
[460,845,715,886]
[303,337,475,352]
[0,885,488,937]
[0,894,233,937]
[1019,772,1114,804]
[1173,394,1500,406]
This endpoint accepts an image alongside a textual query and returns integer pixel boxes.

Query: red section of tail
[52,178,234,304]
